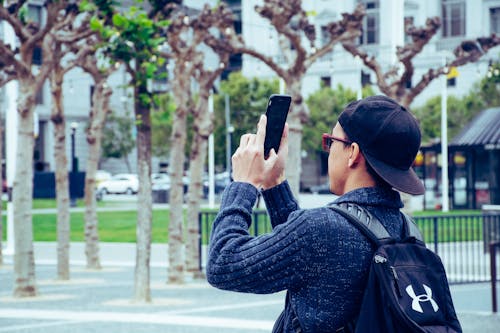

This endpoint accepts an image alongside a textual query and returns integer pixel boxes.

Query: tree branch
[0,4,29,43]
[305,4,365,68]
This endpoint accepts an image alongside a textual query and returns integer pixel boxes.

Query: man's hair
[365,160,391,189]
[342,132,390,189]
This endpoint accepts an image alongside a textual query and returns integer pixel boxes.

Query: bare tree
[0,0,72,297]
[161,8,201,284]
[341,17,500,108]
[74,40,116,270]
[47,35,74,281]
[0,59,15,266]
[0,124,3,266]
[45,10,94,280]
[222,0,364,195]
[184,3,233,277]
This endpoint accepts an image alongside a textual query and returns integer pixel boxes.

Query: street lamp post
[70,122,78,207]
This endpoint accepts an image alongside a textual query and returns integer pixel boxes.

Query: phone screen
[264,94,291,158]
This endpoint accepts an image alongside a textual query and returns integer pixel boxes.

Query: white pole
[441,56,450,212]
[208,93,215,209]
[4,22,17,255]
[279,78,285,95]
[356,56,363,100]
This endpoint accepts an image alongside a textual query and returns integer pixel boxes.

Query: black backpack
[326,203,463,333]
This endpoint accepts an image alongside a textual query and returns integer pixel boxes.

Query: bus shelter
[416,107,500,210]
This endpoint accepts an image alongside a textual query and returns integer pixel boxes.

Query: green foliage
[303,84,374,155]
[213,72,279,169]
[101,110,136,159]
[87,0,170,108]
[413,60,500,144]
[477,61,500,106]
[151,93,176,158]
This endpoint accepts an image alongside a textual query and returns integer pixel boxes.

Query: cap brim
[364,152,425,195]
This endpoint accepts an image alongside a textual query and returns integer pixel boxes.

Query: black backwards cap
[338,95,425,195]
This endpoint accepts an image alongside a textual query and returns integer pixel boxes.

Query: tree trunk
[13,81,37,297]
[84,81,111,270]
[134,81,152,302]
[168,68,190,284]
[185,95,210,277]
[0,125,3,266]
[124,156,132,173]
[50,69,71,280]
[286,81,308,197]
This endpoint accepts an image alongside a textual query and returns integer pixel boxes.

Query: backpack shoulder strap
[401,211,424,242]
[328,203,392,247]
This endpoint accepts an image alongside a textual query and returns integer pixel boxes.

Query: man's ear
[348,143,363,168]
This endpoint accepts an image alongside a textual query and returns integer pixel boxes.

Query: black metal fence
[199,210,500,284]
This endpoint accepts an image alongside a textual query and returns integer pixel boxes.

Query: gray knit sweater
[207,180,404,332]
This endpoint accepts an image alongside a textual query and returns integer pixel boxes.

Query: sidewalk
[1,242,499,332]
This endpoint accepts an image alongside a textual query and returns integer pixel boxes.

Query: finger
[239,134,251,147]
[247,134,257,146]
[264,149,280,169]
[255,114,267,149]
[277,123,289,154]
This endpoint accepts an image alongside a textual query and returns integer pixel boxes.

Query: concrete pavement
[1,242,499,332]
[0,193,498,332]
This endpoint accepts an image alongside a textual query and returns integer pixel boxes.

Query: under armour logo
[405,284,439,313]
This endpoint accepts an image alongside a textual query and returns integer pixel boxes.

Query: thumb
[278,123,289,154]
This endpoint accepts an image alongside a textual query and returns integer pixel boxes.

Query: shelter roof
[450,107,500,149]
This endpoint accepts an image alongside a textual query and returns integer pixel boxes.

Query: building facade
[241,0,500,107]
[1,0,499,183]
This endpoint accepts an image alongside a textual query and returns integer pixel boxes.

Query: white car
[151,173,171,191]
[97,174,138,195]
[95,170,112,188]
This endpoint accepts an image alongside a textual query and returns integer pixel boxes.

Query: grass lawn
[32,210,173,243]
[2,198,130,210]
[0,206,488,244]
[2,210,175,243]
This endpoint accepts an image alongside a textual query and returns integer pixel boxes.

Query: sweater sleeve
[261,180,300,228]
[207,182,310,294]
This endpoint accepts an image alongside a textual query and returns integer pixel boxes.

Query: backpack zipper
[374,254,402,298]
[374,254,387,263]
[390,265,402,297]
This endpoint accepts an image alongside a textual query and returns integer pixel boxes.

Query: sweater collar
[333,186,404,209]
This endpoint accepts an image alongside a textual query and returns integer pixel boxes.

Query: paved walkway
[1,242,499,332]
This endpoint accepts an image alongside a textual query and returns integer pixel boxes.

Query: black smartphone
[264,94,291,158]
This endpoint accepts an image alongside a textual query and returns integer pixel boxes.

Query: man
[207,95,425,332]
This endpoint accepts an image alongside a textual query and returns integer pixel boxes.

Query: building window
[32,46,42,65]
[27,4,42,26]
[404,16,414,44]
[491,7,500,34]
[321,25,329,47]
[361,71,371,87]
[35,84,43,105]
[90,85,95,107]
[442,0,465,37]
[358,0,379,45]
[320,76,331,88]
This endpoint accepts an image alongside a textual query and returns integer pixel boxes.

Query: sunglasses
[322,133,352,152]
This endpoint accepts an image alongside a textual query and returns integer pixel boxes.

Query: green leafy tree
[413,95,482,144]
[478,60,500,107]
[88,0,178,301]
[413,60,500,144]
[151,93,175,159]
[101,111,136,171]
[222,1,365,196]
[213,72,278,169]
[303,85,374,155]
